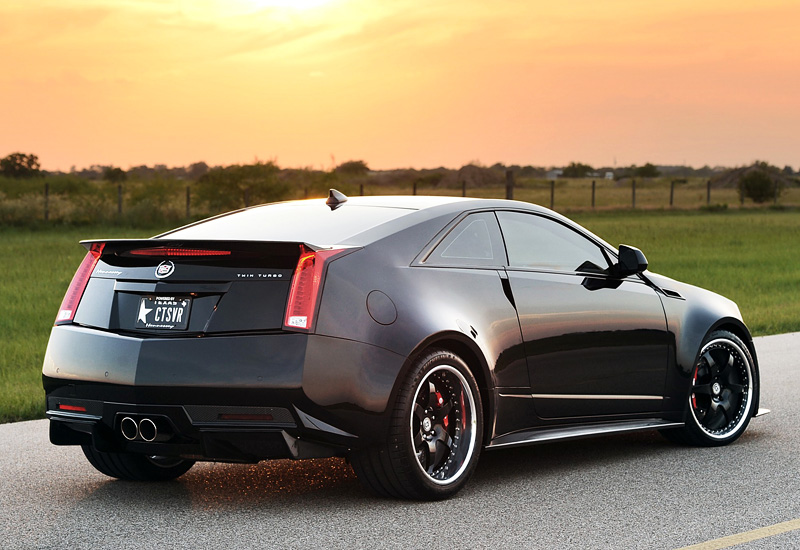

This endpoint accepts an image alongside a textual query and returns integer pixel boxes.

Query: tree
[103,166,127,183]
[739,169,779,203]
[634,163,661,178]
[562,162,594,178]
[1,152,41,178]
[187,162,210,180]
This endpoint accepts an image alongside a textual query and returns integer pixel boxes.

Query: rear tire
[82,445,195,481]
[350,349,483,500]
[661,330,757,447]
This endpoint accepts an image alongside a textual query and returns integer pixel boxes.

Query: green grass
[1,210,798,423]
[571,209,800,336]
[0,225,170,423]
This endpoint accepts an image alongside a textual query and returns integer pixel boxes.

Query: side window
[424,212,507,267]
[497,211,610,273]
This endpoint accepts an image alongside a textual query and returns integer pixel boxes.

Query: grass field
[1,209,798,423]
[0,225,171,423]
[571,209,800,337]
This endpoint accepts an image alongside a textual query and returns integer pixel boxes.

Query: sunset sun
[242,0,336,11]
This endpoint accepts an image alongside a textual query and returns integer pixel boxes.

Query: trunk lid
[71,240,302,335]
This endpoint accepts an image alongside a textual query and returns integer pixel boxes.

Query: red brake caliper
[435,391,449,428]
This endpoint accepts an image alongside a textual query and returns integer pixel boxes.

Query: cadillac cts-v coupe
[43,191,762,499]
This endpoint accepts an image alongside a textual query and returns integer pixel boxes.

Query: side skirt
[486,419,684,450]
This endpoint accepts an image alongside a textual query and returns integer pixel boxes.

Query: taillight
[55,242,105,325]
[129,248,231,257]
[284,245,346,331]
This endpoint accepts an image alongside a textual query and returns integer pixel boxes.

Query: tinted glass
[162,200,413,244]
[497,211,609,273]
[425,212,506,267]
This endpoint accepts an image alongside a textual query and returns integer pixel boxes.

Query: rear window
[161,200,414,244]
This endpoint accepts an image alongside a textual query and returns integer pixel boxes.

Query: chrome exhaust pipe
[120,416,139,441]
[138,418,158,442]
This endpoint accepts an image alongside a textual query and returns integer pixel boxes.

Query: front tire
[350,350,483,500]
[82,445,195,481]
[662,330,757,446]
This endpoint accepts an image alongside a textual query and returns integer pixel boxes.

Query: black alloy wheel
[662,330,757,446]
[350,349,483,500]
[410,364,477,484]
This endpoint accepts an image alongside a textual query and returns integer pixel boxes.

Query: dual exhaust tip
[120,416,170,442]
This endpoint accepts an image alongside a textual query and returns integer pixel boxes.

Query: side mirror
[612,245,648,278]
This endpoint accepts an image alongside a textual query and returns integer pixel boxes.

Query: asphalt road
[2,333,799,550]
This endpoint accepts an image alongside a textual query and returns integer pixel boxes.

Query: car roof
[158,195,472,244]
[157,194,605,249]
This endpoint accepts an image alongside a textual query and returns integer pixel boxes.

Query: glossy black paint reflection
[507,270,669,418]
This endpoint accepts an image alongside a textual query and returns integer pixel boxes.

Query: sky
[1,0,799,172]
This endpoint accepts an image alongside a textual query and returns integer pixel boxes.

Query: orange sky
[2,0,799,172]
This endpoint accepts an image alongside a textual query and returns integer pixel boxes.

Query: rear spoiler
[79,239,338,255]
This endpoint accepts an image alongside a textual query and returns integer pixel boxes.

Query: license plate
[135,296,192,330]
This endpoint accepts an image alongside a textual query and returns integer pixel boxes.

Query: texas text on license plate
[135,296,192,330]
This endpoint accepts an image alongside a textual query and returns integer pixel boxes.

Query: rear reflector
[129,248,231,257]
[284,245,346,331]
[57,404,87,413]
[56,242,105,325]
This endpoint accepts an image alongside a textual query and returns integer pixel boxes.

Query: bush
[0,192,42,225]
[634,163,661,178]
[562,162,594,178]
[334,160,369,176]
[194,162,291,212]
[739,170,779,203]
[700,203,728,212]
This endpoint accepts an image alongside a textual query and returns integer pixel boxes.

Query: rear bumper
[46,400,344,462]
[42,325,407,460]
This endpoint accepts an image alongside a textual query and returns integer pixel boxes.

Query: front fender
[648,273,756,415]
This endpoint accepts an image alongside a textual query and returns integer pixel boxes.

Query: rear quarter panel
[311,213,528,432]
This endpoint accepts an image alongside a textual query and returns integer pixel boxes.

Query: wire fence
[1,174,797,227]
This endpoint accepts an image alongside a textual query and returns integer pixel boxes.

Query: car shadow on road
[71,425,768,511]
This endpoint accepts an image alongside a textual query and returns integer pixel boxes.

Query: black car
[43,191,762,499]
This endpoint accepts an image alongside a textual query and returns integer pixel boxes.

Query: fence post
[550,180,555,210]
[117,184,123,215]
[670,180,675,207]
[360,183,364,196]
[707,180,711,205]
[412,180,417,196]
[462,179,467,197]
[44,182,49,222]
[186,186,191,218]
[591,180,596,209]
[505,170,514,200]
[631,179,636,208]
